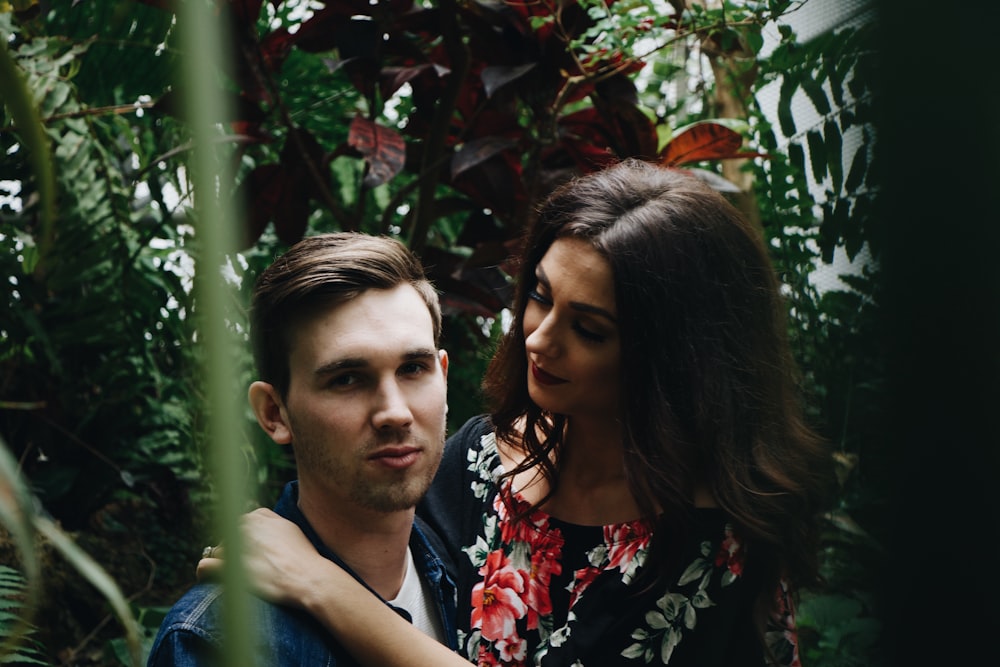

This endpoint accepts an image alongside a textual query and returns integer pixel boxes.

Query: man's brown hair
[250,232,441,397]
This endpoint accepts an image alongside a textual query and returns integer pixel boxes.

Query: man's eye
[328,374,359,387]
[400,362,427,376]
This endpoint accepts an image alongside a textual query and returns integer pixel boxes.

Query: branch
[237,35,351,229]
[407,0,470,254]
[0,102,156,134]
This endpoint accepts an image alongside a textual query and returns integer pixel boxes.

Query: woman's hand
[196,507,327,608]
[197,508,468,666]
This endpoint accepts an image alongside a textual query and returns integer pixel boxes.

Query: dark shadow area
[874,1,1000,664]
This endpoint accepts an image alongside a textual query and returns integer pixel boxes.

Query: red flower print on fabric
[495,636,528,663]
[713,525,745,578]
[492,487,565,630]
[568,565,602,609]
[524,548,561,629]
[496,493,550,545]
[605,521,652,574]
[472,550,529,642]
[773,577,801,667]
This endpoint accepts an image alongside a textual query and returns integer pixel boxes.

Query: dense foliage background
[0,0,945,665]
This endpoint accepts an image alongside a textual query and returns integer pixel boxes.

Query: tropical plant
[0,0,884,664]
[749,17,885,667]
[1,4,210,662]
[0,565,46,665]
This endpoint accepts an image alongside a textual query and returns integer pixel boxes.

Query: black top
[419,415,798,667]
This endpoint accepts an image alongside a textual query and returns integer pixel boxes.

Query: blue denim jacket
[147,481,458,666]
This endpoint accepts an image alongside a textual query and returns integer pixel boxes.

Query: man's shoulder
[147,582,358,667]
[146,583,225,666]
[156,582,225,636]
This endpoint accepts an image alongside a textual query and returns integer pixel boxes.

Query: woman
[214,159,832,666]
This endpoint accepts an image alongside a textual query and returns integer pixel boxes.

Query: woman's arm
[198,508,470,667]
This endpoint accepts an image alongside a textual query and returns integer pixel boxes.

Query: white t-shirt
[387,546,446,644]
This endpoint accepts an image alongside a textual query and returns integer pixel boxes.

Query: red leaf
[273,175,310,245]
[380,64,437,99]
[557,140,617,172]
[481,64,537,98]
[450,150,525,221]
[463,109,522,142]
[348,116,406,188]
[295,7,376,55]
[231,0,264,25]
[590,96,658,159]
[660,122,745,166]
[451,136,519,180]
[238,165,283,247]
[260,28,296,72]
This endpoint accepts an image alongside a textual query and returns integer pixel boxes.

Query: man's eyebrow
[535,263,617,323]
[402,348,438,362]
[313,348,438,376]
[314,358,367,376]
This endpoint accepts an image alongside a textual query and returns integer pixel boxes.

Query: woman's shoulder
[442,414,495,465]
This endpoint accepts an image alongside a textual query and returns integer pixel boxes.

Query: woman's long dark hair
[483,158,833,642]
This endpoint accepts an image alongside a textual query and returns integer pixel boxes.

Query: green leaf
[0,36,55,268]
[823,53,846,108]
[801,77,831,116]
[825,120,843,195]
[35,517,143,666]
[788,142,806,174]
[40,80,73,116]
[806,130,826,183]
[797,592,862,628]
[844,146,867,192]
[0,444,41,664]
[777,77,798,136]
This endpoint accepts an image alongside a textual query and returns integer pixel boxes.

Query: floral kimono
[418,416,800,667]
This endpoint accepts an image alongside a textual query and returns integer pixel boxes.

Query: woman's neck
[501,414,717,525]
[505,414,644,526]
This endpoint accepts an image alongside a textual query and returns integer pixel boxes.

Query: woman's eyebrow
[572,301,617,323]
[535,263,617,323]
[535,264,551,287]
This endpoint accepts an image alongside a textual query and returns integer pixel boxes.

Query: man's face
[277,284,448,515]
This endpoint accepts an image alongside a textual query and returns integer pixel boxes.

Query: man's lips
[531,361,567,385]
[368,446,421,469]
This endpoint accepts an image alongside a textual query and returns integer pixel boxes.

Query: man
[147,232,457,665]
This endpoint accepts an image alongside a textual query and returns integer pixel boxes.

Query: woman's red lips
[531,362,567,385]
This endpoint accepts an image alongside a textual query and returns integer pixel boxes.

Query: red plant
[149,0,763,322]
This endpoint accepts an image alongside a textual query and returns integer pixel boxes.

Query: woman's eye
[573,324,606,343]
[528,288,550,305]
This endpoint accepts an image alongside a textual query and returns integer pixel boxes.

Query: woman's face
[523,236,621,420]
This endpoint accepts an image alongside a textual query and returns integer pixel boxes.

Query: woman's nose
[525,313,560,359]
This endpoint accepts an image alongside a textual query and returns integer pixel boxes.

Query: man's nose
[371,378,413,431]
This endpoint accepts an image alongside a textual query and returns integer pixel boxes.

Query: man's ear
[438,349,449,379]
[248,381,293,445]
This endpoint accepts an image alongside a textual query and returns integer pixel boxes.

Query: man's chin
[355,484,429,514]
